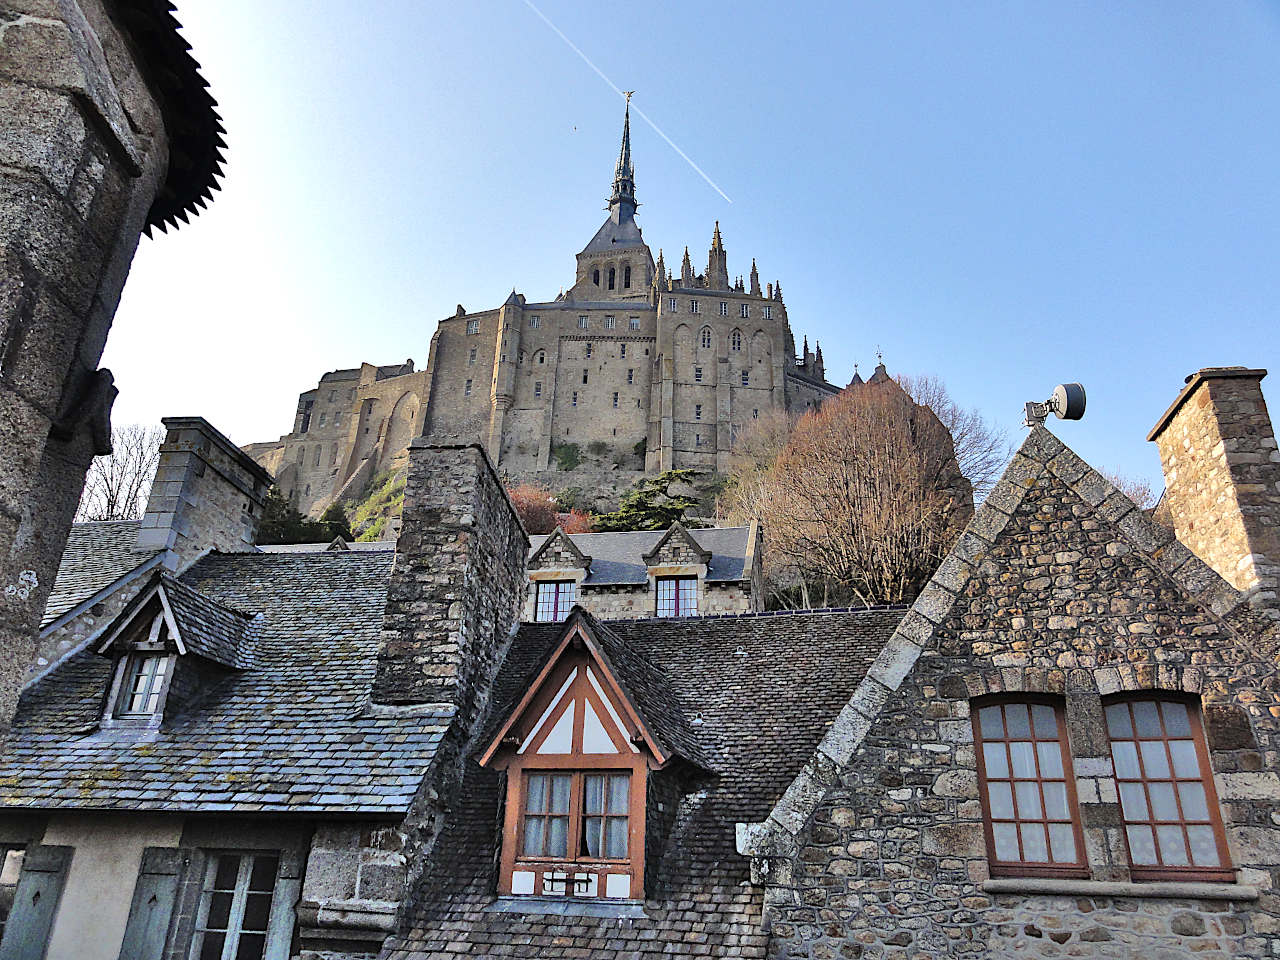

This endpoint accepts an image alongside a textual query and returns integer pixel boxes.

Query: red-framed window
[1106,696,1233,881]
[535,581,576,622]
[655,576,697,618]
[973,698,1087,877]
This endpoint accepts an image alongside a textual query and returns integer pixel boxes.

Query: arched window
[730,329,742,351]
[608,268,616,290]
[700,327,713,350]
[592,269,600,286]
[623,264,631,288]
[534,350,546,365]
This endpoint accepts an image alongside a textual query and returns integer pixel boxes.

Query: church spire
[749,258,761,297]
[607,94,637,224]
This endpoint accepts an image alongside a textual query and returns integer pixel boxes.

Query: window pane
[1048,823,1076,863]
[1133,701,1162,738]
[242,892,272,932]
[1127,825,1158,865]
[1004,703,1031,738]
[549,775,572,814]
[1161,701,1191,737]
[1178,782,1210,821]
[605,818,628,859]
[235,933,266,960]
[1112,741,1141,778]
[1140,741,1171,779]
[206,891,232,930]
[248,856,278,893]
[983,742,1009,779]
[1169,740,1199,779]
[213,855,240,891]
[1042,781,1069,820]
[1020,824,1048,862]
[1156,825,1189,866]
[1009,742,1036,779]
[1036,741,1064,779]
[1031,704,1057,739]
[993,822,1019,861]
[977,705,1003,740]
[522,818,545,857]
[607,775,629,814]
[1148,782,1179,821]
[583,816,602,858]
[584,775,604,815]
[988,782,1014,818]
[1187,826,1220,867]
[526,775,547,813]
[547,817,568,857]
[1118,782,1148,821]
[199,933,226,960]
[1105,702,1133,738]
[1014,781,1042,820]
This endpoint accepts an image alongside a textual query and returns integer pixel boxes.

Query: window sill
[982,878,1257,902]
[486,896,647,919]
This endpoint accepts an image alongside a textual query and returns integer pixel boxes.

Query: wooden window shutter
[0,845,73,960]
[265,849,304,952]
[116,848,190,960]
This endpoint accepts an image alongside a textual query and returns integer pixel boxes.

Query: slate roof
[527,526,752,585]
[158,574,255,670]
[42,520,157,627]
[579,213,647,255]
[1,551,450,815]
[387,606,904,959]
[256,541,396,554]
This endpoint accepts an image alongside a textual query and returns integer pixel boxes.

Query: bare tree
[897,374,1010,501]
[721,378,977,607]
[75,424,165,522]
[1102,470,1160,511]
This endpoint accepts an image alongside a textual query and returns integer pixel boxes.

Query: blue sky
[106,1,1280,491]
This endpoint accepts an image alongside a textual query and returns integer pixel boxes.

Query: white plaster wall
[41,813,184,960]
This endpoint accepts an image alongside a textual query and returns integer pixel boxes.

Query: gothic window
[330,445,338,466]
[578,316,589,330]
[731,329,743,351]
[334,411,343,426]
[620,344,626,358]
[694,367,703,383]
[608,268,616,290]
[741,371,749,386]
[623,264,631,288]
[612,392,619,408]
[629,316,640,330]
[739,303,749,319]
[518,351,525,365]
[469,348,477,364]
[535,581,576,622]
[700,327,712,349]
[656,577,697,617]
[317,412,327,427]
[313,447,322,467]
[666,298,677,312]
[535,381,543,398]
[719,301,728,316]
[530,316,540,329]
[690,300,701,315]
[973,699,1086,877]
[464,380,473,397]
[1106,697,1231,881]
[695,404,703,420]
[536,351,545,365]
[466,319,480,334]
[627,369,634,384]
[605,315,616,329]
[593,269,600,286]
[762,306,772,320]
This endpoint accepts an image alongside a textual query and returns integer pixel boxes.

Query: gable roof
[526,526,591,571]
[116,573,256,670]
[1,550,450,815]
[642,521,712,566]
[740,425,1262,862]
[41,520,160,628]
[526,526,752,586]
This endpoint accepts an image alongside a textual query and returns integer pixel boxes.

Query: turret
[654,249,666,290]
[814,342,825,381]
[749,259,761,297]
[681,246,694,285]
[607,98,637,225]
[706,221,729,291]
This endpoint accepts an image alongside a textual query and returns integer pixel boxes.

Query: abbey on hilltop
[246,104,842,515]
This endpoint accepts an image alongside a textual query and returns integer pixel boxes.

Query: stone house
[3,365,1280,959]
[245,104,841,517]
[524,521,763,622]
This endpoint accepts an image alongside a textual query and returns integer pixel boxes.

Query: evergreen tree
[318,502,353,541]
[591,470,707,532]
[257,487,355,545]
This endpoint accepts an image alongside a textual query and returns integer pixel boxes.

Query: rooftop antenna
[1024,382,1086,428]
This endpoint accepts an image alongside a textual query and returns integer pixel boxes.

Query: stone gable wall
[761,444,1280,959]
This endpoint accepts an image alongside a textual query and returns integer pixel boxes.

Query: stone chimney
[1148,367,1280,612]
[136,417,274,569]
[371,442,528,723]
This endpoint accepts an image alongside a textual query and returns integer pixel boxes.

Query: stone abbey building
[245,106,840,515]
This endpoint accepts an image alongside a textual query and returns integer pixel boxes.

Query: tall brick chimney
[1148,367,1280,613]
[372,442,528,722]
[135,417,274,570]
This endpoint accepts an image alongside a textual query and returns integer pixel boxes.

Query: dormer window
[535,581,576,622]
[655,576,697,617]
[116,649,172,718]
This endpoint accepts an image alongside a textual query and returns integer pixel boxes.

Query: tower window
[627,369,634,384]
[752,409,758,418]
[464,380,473,397]
[466,319,480,334]
[741,371,749,386]
[530,316,541,329]
[700,328,712,349]
[629,316,640,330]
[731,330,742,351]
[608,268,616,290]
[314,447,322,467]
[586,343,593,358]
[620,344,626,358]
[719,301,728,316]
[593,269,600,286]
[583,369,589,385]
[572,392,578,407]
[689,300,701,314]
[695,404,702,420]
[537,351,545,364]
[763,306,772,320]
[624,265,631,288]
[740,303,749,319]
[694,367,703,383]
[605,315,616,329]
[468,348,477,364]
[612,392,619,408]
[578,316,589,330]
[667,298,677,311]
[534,381,542,398]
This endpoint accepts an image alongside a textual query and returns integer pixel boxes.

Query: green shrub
[586,440,608,457]
[552,441,582,471]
